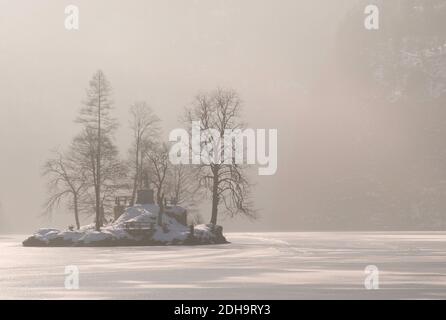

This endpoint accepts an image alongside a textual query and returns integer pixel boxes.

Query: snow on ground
[22,204,225,246]
[2,232,446,299]
[113,204,159,228]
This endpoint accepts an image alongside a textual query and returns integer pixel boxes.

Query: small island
[23,198,227,247]
[23,72,254,247]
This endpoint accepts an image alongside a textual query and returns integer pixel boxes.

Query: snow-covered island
[22,204,228,247]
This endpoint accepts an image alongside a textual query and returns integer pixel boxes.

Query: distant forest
[299,0,446,230]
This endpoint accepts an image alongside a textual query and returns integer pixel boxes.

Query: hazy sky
[0,0,355,232]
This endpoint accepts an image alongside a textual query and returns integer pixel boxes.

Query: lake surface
[1,232,446,299]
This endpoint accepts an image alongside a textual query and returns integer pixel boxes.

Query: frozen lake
[1,232,446,299]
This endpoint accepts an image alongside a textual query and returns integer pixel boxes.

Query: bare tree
[184,88,255,225]
[167,164,201,208]
[42,149,87,229]
[146,143,170,226]
[70,128,126,226]
[76,70,117,231]
[128,102,160,206]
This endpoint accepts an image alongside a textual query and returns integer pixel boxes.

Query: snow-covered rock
[22,204,228,247]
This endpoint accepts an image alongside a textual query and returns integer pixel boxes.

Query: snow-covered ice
[2,232,446,299]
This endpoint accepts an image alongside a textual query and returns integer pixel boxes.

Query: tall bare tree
[70,128,126,226]
[129,102,160,206]
[42,149,87,229]
[76,70,117,231]
[184,88,255,225]
[146,143,170,226]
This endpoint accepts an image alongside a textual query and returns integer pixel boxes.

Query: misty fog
[0,0,445,232]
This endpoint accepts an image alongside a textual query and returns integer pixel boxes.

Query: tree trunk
[95,186,100,230]
[210,167,219,225]
[130,140,140,207]
[95,75,102,231]
[73,194,80,230]
[131,172,138,206]
[157,190,164,226]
